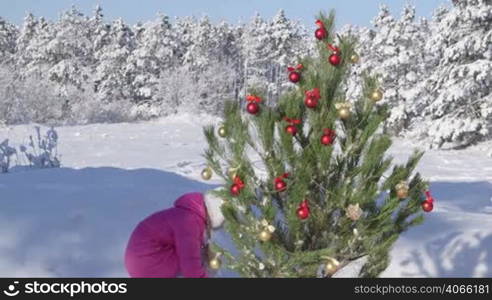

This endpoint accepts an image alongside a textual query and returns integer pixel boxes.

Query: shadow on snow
[1,169,491,277]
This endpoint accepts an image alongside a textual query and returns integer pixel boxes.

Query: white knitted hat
[203,192,225,229]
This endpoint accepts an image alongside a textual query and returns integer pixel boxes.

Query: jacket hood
[174,192,207,222]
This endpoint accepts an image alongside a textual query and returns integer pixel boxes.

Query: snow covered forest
[0,0,491,149]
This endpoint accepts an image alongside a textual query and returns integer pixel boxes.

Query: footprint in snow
[177,161,192,168]
[175,161,199,175]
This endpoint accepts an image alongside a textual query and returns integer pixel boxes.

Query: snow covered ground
[1,114,491,277]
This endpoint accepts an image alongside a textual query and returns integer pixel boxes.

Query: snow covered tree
[264,10,306,103]
[344,5,430,135]
[15,15,55,79]
[94,18,135,103]
[0,71,60,124]
[184,16,216,70]
[241,11,309,105]
[171,16,240,114]
[129,13,177,105]
[241,14,273,97]
[40,6,98,122]
[0,17,18,65]
[346,2,491,148]
[47,7,93,94]
[88,5,110,58]
[203,11,433,278]
[214,21,243,102]
[10,10,95,123]
[15,13,38,71]
[0,60,15,122]
[414,0,492,148]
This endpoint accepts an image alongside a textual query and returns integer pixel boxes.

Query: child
[124,192,224,278]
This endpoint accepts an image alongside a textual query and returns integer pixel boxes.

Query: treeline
[0,6,309,124]
[0,1,491,149]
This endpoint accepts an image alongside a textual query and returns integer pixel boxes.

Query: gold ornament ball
[201,167,213,180]
[338,108,351,120]
[350,54,360,64]
[209,258,222,270]
[259,230,272,242]
[218,126,227,138]
[396,188,409,199]
[370,89,384,102]
[324,261,339,276]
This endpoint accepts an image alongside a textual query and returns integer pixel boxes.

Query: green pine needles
[202,11,428,278]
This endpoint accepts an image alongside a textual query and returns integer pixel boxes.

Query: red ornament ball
[246,102,260,115]
[315,28,327,40]
[321,134,334,145]
[305,97,318,109]
[275,180,287,192]
[288,71,301,83]
[296,207,310,220]
[329,54,342,66]
[230,184,241,196]
[422,200,434,212]
[285,125,297,136]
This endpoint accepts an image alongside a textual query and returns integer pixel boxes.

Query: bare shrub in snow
[0,139,16,173]
[20,126,61,169]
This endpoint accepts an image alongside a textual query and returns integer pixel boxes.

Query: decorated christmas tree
[202,11,435,278]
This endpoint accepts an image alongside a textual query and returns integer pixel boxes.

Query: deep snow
[0,114,491,277]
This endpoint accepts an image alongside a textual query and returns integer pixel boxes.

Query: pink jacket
[124,193,208,278]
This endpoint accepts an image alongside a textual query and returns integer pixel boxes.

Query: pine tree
[15,13,38,70]
[416,0,492,149]
[345,5,430,136]
[89,5,110,57]
[241,11,308,105]
[214,21,243,102]
[0,17,18,65]
[241,14,271,97]
[129,13,177,106]
[16,14,55,78]
[93,18,135,103]
[202,11,432,278]
[48,7,93,96]
[266,10,307,104]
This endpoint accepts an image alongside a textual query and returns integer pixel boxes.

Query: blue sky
[2,0,450,27]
